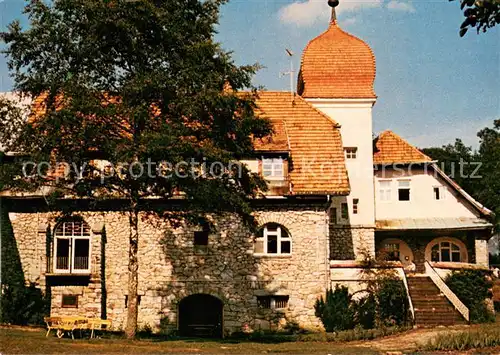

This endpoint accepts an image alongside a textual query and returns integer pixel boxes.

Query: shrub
[445,269,494,323]
[375,278,410,327]
[314,286,354,332]
[422,326,500,351]
[353,294,376,329]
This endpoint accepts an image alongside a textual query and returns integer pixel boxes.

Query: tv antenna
[280,48,295,101]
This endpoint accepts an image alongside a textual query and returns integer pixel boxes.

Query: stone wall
[329,226,375,260]
[8,206,328,334]
[475,239,489,267]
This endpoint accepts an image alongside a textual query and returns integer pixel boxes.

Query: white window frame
[379,180,392,202]
[53,221,92,274]
[262,158,284,180]
[433,185,446,201]
[344,147,358,159]
[397,179,411,202]
[255,224,292,256]
[430,241,462,263]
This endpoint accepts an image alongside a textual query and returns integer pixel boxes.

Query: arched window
[254,223,291,255]
[53,219,91,274]
[427,238,467,263]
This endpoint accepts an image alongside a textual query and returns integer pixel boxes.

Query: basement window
[398,180,411,201]
[257,295,289,309]
[62,295,78,308]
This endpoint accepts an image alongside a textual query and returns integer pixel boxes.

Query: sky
[1,0,499,149]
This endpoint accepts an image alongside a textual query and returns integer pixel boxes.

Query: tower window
[344,147,358,159]
[353,199,359,215]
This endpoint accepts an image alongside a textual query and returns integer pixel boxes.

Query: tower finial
[328,0,339,24]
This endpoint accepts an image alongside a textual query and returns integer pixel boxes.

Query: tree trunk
[125,208,139,339]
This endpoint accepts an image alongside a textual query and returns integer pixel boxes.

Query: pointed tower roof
[373,130,433,165]
[297,8,376,99]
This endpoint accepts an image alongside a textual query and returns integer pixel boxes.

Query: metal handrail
[400,268,415,325]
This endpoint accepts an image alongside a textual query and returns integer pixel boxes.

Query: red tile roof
[255,91,349,195]
[373,130,432,165]
[297,22,376,99]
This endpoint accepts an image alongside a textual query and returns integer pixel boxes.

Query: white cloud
[342,17,358,26]
[279,0,382,27]
[386,1,416,13]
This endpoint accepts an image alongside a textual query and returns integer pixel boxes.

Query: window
[434,186,446,200]
[194,231,209,246]
[398,180,411,201]
[257,295,289,309]
[62,295,78,308]
[254,223,291,255]
[341,203,349,219]
[125,295,142,308]
[344,147,358,159]
[353,199,359,215]
[384,243,400,261]
[329,208,338,225]
[379,180,392,201]
[431,241,462,262]
[53,220,91,274]
[262,158,284,179]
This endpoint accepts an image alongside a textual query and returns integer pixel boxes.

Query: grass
[0,327,378,354]
[421,324,500,352]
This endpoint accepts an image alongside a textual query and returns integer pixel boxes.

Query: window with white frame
[398,180,411,201]
[254,223,291,255]
[433,186,446,200]
[344,147,358,159]
[430,241,462,262]
[53,220,91,274]
[379,180,392,201]
[262,158,284,179]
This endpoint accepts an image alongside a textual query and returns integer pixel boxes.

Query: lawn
[2,323,500,354]
[0,327,375,354]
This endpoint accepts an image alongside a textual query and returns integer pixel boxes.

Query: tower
[298,1,377,259]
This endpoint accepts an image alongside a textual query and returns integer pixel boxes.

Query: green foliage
[445,269,495,323]
[0,0,272,336]
[353,294,376,330]
[374,278,410,327]
[0,202,48,325]
[314,286,354,332]
[449,0,500,36]
[422,120,500,233]
[423,326,500,351]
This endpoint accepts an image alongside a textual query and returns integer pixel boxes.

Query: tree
[423,120,500,232]
[0,0,271,338]
[450,0,500,36]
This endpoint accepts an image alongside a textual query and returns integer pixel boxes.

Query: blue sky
[1,0,499,148]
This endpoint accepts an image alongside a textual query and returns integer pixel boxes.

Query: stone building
[1,2,495,335]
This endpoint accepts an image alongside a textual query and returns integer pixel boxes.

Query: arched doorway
[178,294,223,338]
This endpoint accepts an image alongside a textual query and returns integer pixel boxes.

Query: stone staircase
[406,275,467,326]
